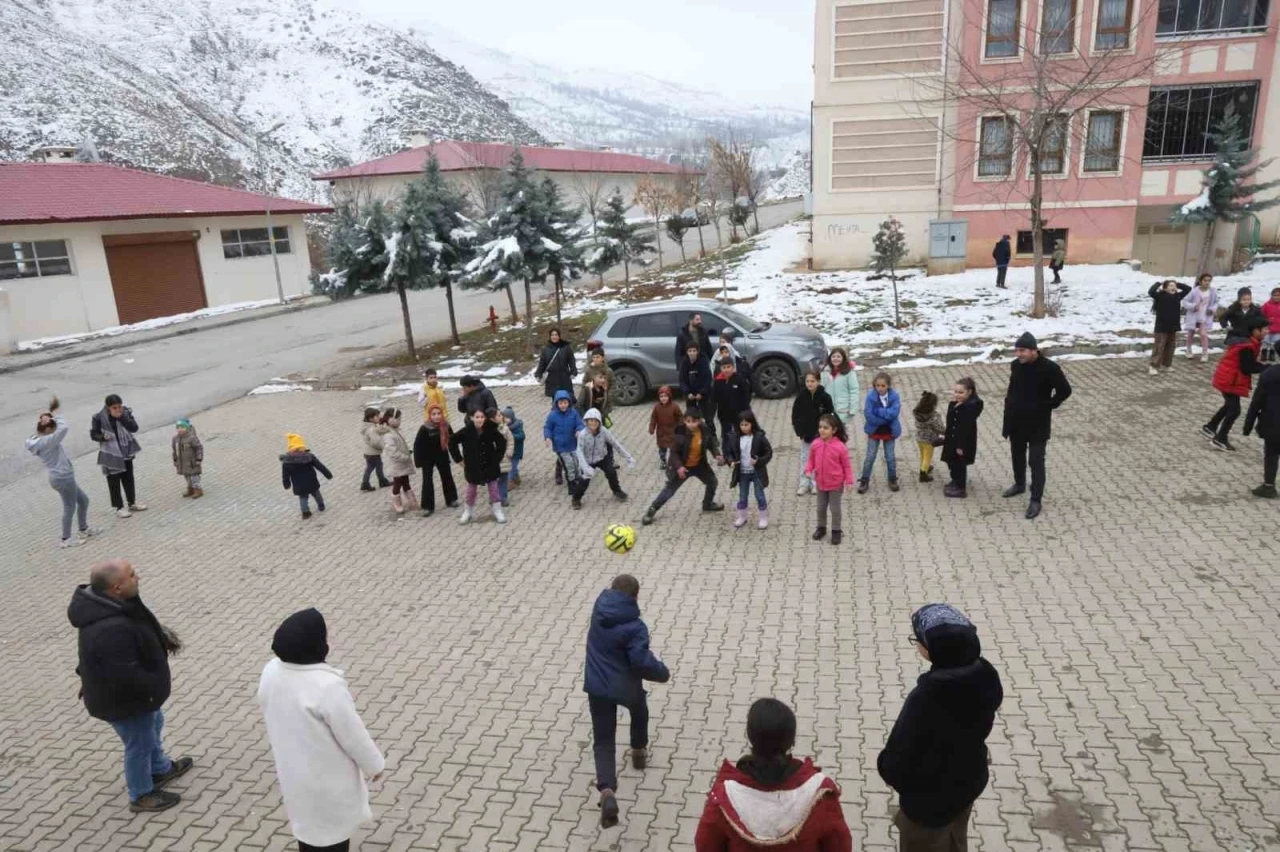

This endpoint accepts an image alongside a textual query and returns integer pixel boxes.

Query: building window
[221,226,291,259]
[1038,114,1069,174]
[1040,0,1076,53]
[0,240,72,280]
[1157,0,1268,35]
[1084,111,1123,171]
[979,117,1014,176]
[1095,0,1132,48]
[986,0,1020,57]
[1143,83,1258,161]
[1016,228,1068,255]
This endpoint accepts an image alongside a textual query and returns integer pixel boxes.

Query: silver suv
[588,299,828,405]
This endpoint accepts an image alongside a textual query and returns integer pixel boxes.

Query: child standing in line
[492,408,514,508]
[822,347,860,438]
[791,370,835,496]
[171,419,204,498]
[859,371,902,494]
[1262,286,1280,362]
[378,408,417,515]
[1183,273,1218,361]
[417,367,447,423]
[503,406,525,486]
[544,389,587,496]
[712,357,753,448]
[360,407,392,492]
[724,410,773,530]
[912,392,944,483]
[413,404,459,517]
[648,386,683,470]
[451,408,508,524]
[942,378,984,499]
[573,408,636,508]
[805,414,854,545]
[280,433,332,520]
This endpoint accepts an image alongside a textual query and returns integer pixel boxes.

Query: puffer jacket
[171,427,203,476]
[543,390,586,453]
[694,758,853,852]
[863,389,903,440]
[450,420,506,485]
[1213,338,1263,397]
[725,429,774,489]
[68,585,172,722]
[804,435,854,491]
[281,450,333,495]
[361,422,384,456]
[583,589,669,704]
[821,367,860,421]
[649,394,683,449]
[378,425,414,478]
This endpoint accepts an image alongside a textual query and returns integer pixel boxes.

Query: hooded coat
[582,589,669,704]
[360,421,384,457]
[804,435,854,491]
[172,427,204,476]
[1244,364,1280,441]
[941,395,985,465]
[724,428,774,489]
[449,419,506,485]
[694,758,853,852]
[457,380,499,418]
[791,386,835,442]
[576,410,635,469]
[543,390,586,453]
[1001,354,1072,442]
[90,405,141,475]
[281,450,333,495]
[377,424,414,478]
[992,237,1011,266]
[649,390,683,449]
[258,609,385,848]
[67,585,171,721]
[535,338,577,397]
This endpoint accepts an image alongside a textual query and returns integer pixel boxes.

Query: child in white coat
[258,609,384,852]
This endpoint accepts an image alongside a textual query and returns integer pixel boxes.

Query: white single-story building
[0,162,330,345]
[312,139,688,222]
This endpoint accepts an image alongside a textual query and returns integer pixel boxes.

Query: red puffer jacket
[694,758,853,852]
[1213,339,1261,397]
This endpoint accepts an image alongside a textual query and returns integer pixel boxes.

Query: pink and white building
[813,0,1280,276]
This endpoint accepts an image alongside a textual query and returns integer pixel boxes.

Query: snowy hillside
[1,0,542,201]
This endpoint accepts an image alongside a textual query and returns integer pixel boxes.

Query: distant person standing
[1148,279,1192,376]
[90,394,147,518]
[992,235,1011,288]
[1049,239,1066,284]
[68,560,193,812]
[27,395,97,548]
[1001,333,1072,520]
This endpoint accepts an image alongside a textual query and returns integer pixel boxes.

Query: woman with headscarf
[534,328,577,398]
[257,609,385,852]
[878,604,1004,852]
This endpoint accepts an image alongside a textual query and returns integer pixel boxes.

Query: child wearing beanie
[280,433,333,519]
[172,419,204,498]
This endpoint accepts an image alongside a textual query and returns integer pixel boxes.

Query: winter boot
[301,511,313,520]
[492,502,508,524]
[631,747,648,770]
[733,508,748,528]
[572,495,583,510]
[918,471,930,484]
[458,504,473,525]
[1253,483,1278,499]
[641,506,657,526]
[830,530,843,546]
[944,484,967,498]
[888,478,900,492]
[757,509,769,530]
[392,494,405,515]
[360,483,376,493]
[702,501,725,512]
[403,488,419,511]
[613,489,629,502]
[857,479,869,494]
[182,486,194,498]
[599,789,620,828]
[812,526,826,541]
[190,487,203,499]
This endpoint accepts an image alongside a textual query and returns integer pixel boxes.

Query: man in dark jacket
[878,604,1003,852]
[1243,363,1280,498]
[68,561,193,812]
[675,312,713,366]
[583,574,670,828]
[712,357,753,446]
[641,410,725,525]
[1002,332,1072,519]
[457,376,499,418]
[992,235,1011,288]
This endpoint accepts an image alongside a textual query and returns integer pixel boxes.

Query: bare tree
[708,133,756,240]
[674,165,707,257]
[568,163,610,286]
[906,4,1157,316]
[633,176,673,270]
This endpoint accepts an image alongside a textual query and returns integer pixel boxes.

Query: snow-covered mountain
[1,0,542,201]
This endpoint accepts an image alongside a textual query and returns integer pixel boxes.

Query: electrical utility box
[928,219,968,275]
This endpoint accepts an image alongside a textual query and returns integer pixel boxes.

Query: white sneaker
[1200,354,1208,363]
[77,527,101,539]
[458,505,473,525]
[116,508,132,518]
[1148,366,1159,376]
[129,503,148,512]
[796,484,808,496]
[492,503,507,524]
[59,537,84,549]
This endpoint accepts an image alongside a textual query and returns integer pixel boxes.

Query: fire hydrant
[488,305,498,333]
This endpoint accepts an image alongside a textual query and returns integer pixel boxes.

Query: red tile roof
[313,140,690,181]
[0,163,332,226]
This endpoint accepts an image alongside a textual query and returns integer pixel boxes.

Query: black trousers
[995,265,1008,287]
[948,460,968,488]
[1264,437,1278,486]
[298,841,349,852]
[1050,262,1062,283]
[420,455,458,511]
[105,459,136,509]
[1009,435,1047,500]
[576,457,622,498]
[588,694,648,793]
[650,463,718,512]
[361,455,390,488]
[1207,393,1242,442]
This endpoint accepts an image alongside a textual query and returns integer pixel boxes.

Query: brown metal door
[103,232,207,325]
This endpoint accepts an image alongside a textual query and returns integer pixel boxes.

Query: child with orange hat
[280,433,333,519]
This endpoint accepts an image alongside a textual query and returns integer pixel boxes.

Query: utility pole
[256,123,287,305]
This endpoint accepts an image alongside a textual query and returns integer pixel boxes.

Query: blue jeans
[860,438,897,481]
[510,439,524,479]
[50,474,89,540]
[498,471,509,503]
[736,470,767,510]
[797,439,813,488]
[298,490,326,512]
[108,710,172,801]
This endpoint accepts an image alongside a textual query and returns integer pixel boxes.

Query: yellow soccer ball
[605,523,636,554]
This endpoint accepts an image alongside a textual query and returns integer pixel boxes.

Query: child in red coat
[1204,315,1269,451]
[694,698,853,852]
[803,414,855,545]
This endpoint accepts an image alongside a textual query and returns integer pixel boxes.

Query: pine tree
[416,155,478,344]
[727,197,752,242]
[665,213,690,262]
[593,188,654,297]
[538,177,584,326]
[1171,109,1280,275]
[871,216,909,328]
[321,201,391,299]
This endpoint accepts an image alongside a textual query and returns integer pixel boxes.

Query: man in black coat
[67,561,193,812]
[1002,332,1072,519]
[878,604,1003,852]
[674,313,713,366]
[992,235,1011,288]
[457,375,499,418]
[1243,363,1280,498]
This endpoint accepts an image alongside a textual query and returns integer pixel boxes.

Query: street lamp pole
[256,125,287,305]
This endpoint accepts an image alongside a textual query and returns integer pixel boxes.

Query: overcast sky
[341,0,814,108]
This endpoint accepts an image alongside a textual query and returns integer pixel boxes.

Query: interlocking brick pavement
[0,357,1277,851]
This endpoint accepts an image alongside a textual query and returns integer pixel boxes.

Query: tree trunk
[1197,220,1217,276]
[504,282,519,323]
[712,217,723,249]
[678,240,686,263]
[653,216,664,270]
[523,278,534,354]
[445,279,460,345]
[397,283,417,361]
[696,222,706,258]
[891,268,901,328]
[729,221,739,242]
[1031,169,1046,319]
[553,272,563,325]
[752,206,761,236]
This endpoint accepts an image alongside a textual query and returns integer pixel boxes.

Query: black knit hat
[1014,331,1038,350]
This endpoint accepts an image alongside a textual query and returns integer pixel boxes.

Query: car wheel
[613,366,647,406]
[754,359,797,399]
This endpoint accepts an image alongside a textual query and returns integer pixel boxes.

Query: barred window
[221,226,291,259]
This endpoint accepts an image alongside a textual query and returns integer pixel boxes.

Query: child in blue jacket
[858,371,902,493]
[584,574,670,829]
[543,389,586,496]
[502,406,525,486]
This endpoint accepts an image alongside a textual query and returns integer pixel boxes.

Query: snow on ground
[17,299,281,352]
[248,383,313,395]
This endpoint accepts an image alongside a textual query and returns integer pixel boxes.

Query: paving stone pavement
[1,357,1277,852]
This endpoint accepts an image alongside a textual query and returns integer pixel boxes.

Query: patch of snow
[248,383,313,395]
[1179,188,1211,216]
[16,299,280,351]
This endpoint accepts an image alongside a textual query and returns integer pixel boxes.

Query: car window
[702,314,736,337]
[715,306,766,333]
[632,311,676,337]
[607,316,636,338]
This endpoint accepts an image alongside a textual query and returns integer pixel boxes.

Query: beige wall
[0,213,312,342]
[813,0,951,268]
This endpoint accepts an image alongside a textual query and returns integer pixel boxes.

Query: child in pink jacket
[804,414,855,546]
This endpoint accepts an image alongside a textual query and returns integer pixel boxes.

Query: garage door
[103,232,207,325]
[1133,224,1189,277]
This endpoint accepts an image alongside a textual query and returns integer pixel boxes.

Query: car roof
[604,299,728,319]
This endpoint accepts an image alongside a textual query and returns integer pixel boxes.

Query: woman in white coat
[258,609,385,852]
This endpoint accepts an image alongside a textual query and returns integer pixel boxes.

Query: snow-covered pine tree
[871,216,909,328]
[1171,109,1280,275]
[416,154,478,345]
[665,213,690,262]
[537,177,584,326]
[594,188,654,296]
[384,179,444,360]
[318,202,363,299]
